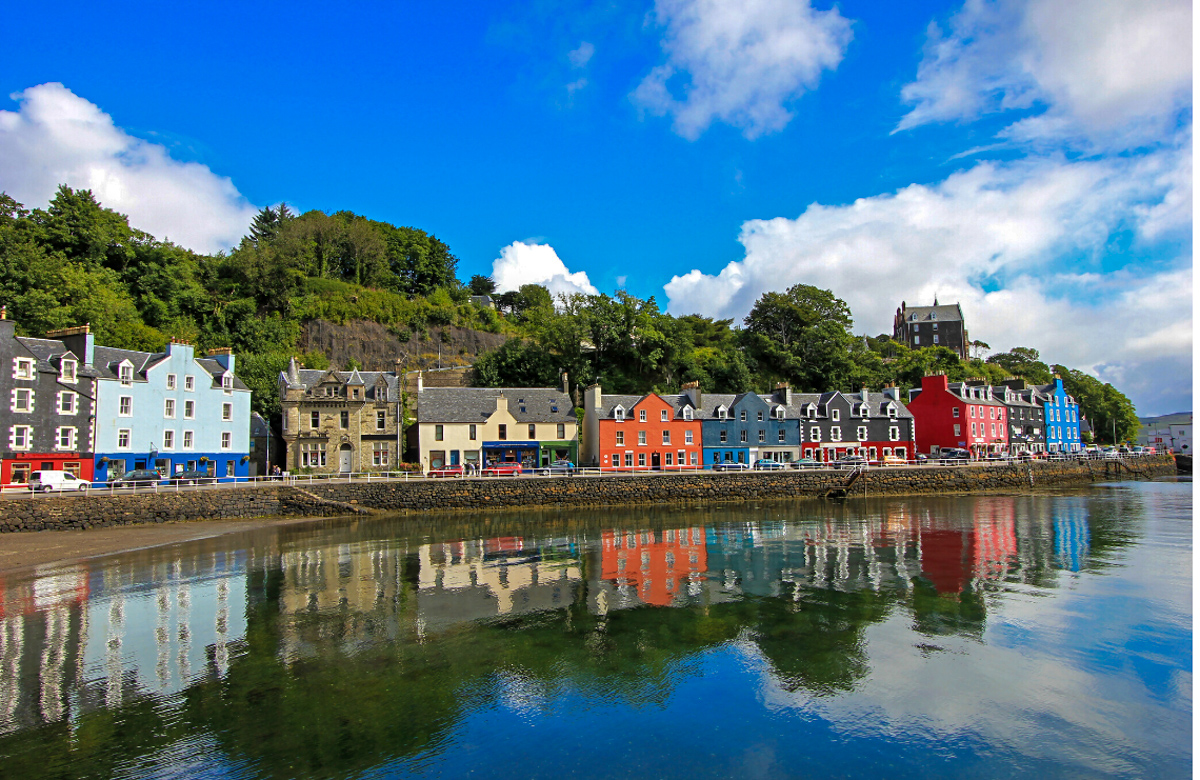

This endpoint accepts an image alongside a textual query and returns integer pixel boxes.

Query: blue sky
[0,0,1191,415]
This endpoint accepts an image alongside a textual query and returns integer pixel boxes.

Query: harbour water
[0,479,1190,779]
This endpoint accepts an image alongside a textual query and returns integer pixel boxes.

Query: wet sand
[0,516,329,576]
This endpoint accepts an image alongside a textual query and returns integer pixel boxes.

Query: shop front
[483,441,539,469]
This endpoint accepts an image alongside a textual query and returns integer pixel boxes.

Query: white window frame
[889,426,900,441]
[117,429,131,449]
[61,359,77,382]
[638,430,647,446]
[12,387,33,413]
[164,398,176,418]
[830,426,842,442]
[683,407,693,421]
[119,396,132,416]
[58,391,77,415]
[183,430,194,449]
[13,357,34,380]
[119,361,134,385]
[685,430,694,445]
[639,409,647,422]
[857,426,868,441]
[222,402,232,421]
[221,431,232,450]
[166,373,177,390]
[163,430,175,450]
[831,409,840,422]
[222,373,234,393]
[184,375,195,391]
[613,405,625,421]
[778,429,786,443]
[615,430,625,446]
[184,400,195,419]
[10,425,32,450]
[662,430,671,445]
[661,409,669,422]
[810,426,821,442]
[56,426,76,451]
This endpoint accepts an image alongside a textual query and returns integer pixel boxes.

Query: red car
[427,464,465,478]
[482,462,523,477]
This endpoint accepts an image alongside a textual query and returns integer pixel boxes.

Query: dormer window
[910,313,917,321]
[930,312,937,320]
[119,362,134,385]
[773,407,784,420]
[832,409,840,422]
[61,359,77,382]
[614,405,625,421]
[860,405,870,419]
[222,373,233,393]
[716,405,727,420]
[887,404,897,418]
[682,407,693,421]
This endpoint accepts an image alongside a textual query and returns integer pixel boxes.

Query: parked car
[482,462,523,477]
[28,470,89,492]
[537,460,577,476]
[170,469,218,485]
[881,456,908,467]
[109,469,164,488]
[832,455,869,470]
[713,461,749,471]
[790,458,822,469]
[753,459,787,470]
[938,448,972,462]
[427,464,465,478]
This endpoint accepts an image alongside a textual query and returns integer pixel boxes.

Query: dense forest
[0,186,1141,443]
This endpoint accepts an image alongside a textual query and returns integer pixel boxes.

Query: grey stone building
[893,300,970,359]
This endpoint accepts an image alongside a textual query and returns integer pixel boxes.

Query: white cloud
[897,0,1192,148]
[0,83,257,253]
[632,0,853,140]
[662,151,1191,414]
[568,41,595,68]
[491,241,599,298]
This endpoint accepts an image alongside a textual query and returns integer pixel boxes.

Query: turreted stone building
[893,300,969,359]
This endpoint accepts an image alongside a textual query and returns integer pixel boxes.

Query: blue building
[697,390,798,466]
[1038,377,1082,453]
[55,332,252,481]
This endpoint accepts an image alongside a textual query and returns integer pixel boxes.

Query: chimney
[562,371,569,395]
[417,370,424,393]
[883,384,898,401]
[494,394,508,415]
[207,347,234,374]
[584,383,602,411]
[46,323,94,366]
[0,307,12,342]
[921,374,949,393]
[775,382,791,405]
[681,380,701,409]
[861,385,869,402]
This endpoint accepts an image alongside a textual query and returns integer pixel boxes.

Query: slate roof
[948,382,1007,407]
[418,387,575,423]
[250,412,273,437]
[282,367,400,400]
[15,337,101,377]
[598,388,913,421]
[902,303,965,322]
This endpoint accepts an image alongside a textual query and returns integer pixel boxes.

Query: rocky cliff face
[299,319,508,373]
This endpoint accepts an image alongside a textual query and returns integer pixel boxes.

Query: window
[58,391,76,414]
[683,407,693,421]
[638,453,646,467]
[887,405,897,418]
[989,407,995,419]
[614,406,625,421]
[832,409,840,421]
[625,452,633,467]
[719,430,728,444]
[222,374,233,392]
[469,423,477,440]
[740,431,747,443]
[639,409,647,422]
[12,388,32,413]
[119,396,132,416]
[774,407,784,419]
[778,430,786,443]
[226,460,235,477]
[895,447,906,459]
[665,452,673,466]
[857,426,867,441]
[118,429,131,449]
[716,406,727,420]
[9,425,31,450]
[933,335,939,344]
[165,399,176,418]
[14,357,34,379]
[339,410,349,428]
[740,410,747,422]
[372,442,390,467]
[163,430,174,449]
[990,422,996,436]
[529,424,536,439]
[221,432,232,450]
[183,430,194,449]
[913,335,920,345]
[910,313,918,321]
[970,406,976,418]
[757,411,764,422]
[661,409,669,421]
[301,443,326,467]
[662,430,671,445]
[810,427,821,442]
[61,359,77,382]
[690,452,698,466]
[972,422,978,436]
[435,424,444,441]
[557,423,565,439]
[758,430,766,443]
[685,430,693,444]
[184,375,194,391]
[166,374,176,390]
[119,363,133,385]
[310,411,320,428]
[498,424,507,440]
[56,427,76,450]
[611,454,620,468]
[638,430,647,445]
[889,426,900,441]
[952,407,960,418]
[614,428,627,447]
[182,400,194,419]
[830,426,842,442]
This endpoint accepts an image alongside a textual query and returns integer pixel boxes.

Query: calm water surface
[0,480,1190,779]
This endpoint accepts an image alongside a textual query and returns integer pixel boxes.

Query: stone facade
[893,301,969,358]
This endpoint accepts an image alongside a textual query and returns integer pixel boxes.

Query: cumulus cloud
[491,241,599,298]
[663,151,1191,414]
[0,83,257,253]
[568,41,595,68]
[632,0,853,140]
[896,0,1192,147]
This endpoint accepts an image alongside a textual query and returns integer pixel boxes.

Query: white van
[28,470,90,493]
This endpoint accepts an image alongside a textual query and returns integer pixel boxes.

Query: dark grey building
[991,379,1046,454]
[893,300,969,359]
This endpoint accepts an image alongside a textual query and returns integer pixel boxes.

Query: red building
[582,388,702,471]
[600,526,707,606]
[906,375,1009,457]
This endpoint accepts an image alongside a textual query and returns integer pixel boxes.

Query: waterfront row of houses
[0,313,252,486]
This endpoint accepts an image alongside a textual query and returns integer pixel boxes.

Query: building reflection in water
[0,495,1101,739]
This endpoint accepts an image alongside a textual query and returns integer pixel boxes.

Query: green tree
[468,275,496,296]
[471,339,560,388]
[986,346,1052,385]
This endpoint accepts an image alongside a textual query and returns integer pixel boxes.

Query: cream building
[415,383,578,472]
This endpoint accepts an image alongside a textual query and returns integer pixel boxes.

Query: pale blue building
[1039,377,1082,453]
[56,332,252,480]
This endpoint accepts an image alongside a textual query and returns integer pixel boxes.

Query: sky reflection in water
[0,481,1190,780]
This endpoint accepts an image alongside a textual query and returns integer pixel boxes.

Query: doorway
[339,444,353,473]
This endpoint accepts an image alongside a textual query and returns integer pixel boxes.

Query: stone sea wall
[0,455,1177,533]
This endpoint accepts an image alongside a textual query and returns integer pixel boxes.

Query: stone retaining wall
[0,455,1177,533]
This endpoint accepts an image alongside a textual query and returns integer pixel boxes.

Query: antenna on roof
[933,293,938,306]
